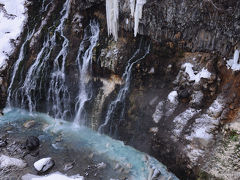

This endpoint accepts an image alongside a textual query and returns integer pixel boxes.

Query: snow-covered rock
[0,154,26,168]
[0,0,27,70]
[34,157,55,172]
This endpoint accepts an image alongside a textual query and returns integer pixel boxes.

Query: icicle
[134,0,146,37]
[130,0,136,16]
[106,0,119,41]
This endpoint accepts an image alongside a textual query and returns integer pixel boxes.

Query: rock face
[119,0,240,56]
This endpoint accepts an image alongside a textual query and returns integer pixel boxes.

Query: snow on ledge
[0,0,27,70]
[182,63,211,84]
[226,49,240,71]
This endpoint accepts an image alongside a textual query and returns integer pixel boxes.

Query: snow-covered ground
[0,0,27,70]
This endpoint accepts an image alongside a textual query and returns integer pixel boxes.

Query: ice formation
[105,0,147,40]
[130,0,136,16]
[133,0,146,37]
[106,0,119,41]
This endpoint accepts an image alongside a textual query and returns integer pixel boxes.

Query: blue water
[0,108,178,180]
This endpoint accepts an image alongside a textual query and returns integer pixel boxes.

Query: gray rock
[25,136,40,151]
[63,162,74,171]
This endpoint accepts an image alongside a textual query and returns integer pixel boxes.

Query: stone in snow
[0,154,26,168]
[34,157,55,173]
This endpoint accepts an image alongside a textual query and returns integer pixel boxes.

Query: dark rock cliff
[119,0,240,56]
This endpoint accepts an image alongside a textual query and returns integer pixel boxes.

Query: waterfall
[74,21,100,126]
[46,0,71,119]
[7,0,72,120]
[98,40,150,135]
[6,30,35,107]
[17,38,50,112]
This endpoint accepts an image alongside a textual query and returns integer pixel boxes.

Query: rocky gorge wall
[1,0,240,179]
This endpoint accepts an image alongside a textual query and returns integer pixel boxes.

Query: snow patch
[186,96,224,141]
[0,0,27,70]
[182,63,211,84]
[22,172,84,180]
[0,154,26,168]
[226,49,240,71]
[185,145,204,163]
[152,92,178,124]
[152,101,164,123]
[167,91,178,104]
[172,108,200,138]
[190,91,204,106]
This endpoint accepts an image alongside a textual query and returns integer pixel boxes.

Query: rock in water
[25,136,40,150]
[23,120,35,129]
[34,157,55,173]
[63,162,74,171]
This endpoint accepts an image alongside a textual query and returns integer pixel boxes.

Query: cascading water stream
[98,40,150,135]
[17,38,50,112]
[6,30,35,107]
[47,0,71,119]
[74,21,100,126]
[7,0,72,120]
